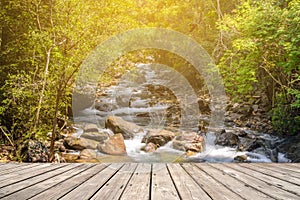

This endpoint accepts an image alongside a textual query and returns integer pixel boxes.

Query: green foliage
[218,0,300,135]
[272,93,300,136]
[9,0,299,160]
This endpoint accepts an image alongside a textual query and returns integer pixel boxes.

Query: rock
[55,141,66,152]
[216,129,226,135]
[105,116,143,139]
[97,133,126,155]
[240,104,253,116]
[64,131,108,150]
[116,94,130,107]
[95,102,116,112]
[252,105,259,112]
[63,137,86,150]
[141,142,157,153]
[142,129,176,147]
[197,98,211,114]
[172,140,185,151]
[22,140,49,162]
[215,130,239,147]
[278,136,300,162]
[234,155,248,162]
[173,132,205,153]
[237,138,261,152]
[80,138,99,149]
[0,145,14,162]
[184,143,205,153]
[62,152,79,162]
[237,130,248,137]
[186,150,197,156]
[266,148,278,162]
[80,131,109,143]
[80,149,97,159]
[286,143,300,162]
[83,124,99,132]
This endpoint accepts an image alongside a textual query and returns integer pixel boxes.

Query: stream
[74,63,290,163]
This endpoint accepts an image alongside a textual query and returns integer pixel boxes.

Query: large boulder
[80,149,97,160]
[173,132,205,153]
[142,129,176,147]
[80,138,99,150]
[64,130,110,150]
[80,131,109,143]
[83,123,99,132]
[215,129,239,147]
[105,116,143,139]
[97,133,126,155]
[63,137,86,150]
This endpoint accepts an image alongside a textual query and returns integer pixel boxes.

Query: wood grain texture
[240,163,300,186]
[167,163,211,200]
[0,164,83,199]
[29,164,99,200]
[182,163,243,200]
[151,163,180,200]
[91,163,138,200]
[61,163,123,199]
[121,163,151,200]
[199,163,273,200]
[212,163,300,200]
[0,163,299,200]
[0,163,66,187]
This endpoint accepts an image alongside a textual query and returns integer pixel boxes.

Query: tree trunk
[49,86,62,162]
[33,47,52,137]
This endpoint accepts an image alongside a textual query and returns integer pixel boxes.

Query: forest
[0,0,299,163]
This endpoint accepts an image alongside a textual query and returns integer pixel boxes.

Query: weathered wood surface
[0,163,299,200]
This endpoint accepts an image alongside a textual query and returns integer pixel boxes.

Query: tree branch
[0,126,15,150]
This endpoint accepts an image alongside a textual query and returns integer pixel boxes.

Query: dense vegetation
[0,0,299,161]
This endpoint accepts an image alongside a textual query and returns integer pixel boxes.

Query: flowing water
[74,63,290,163]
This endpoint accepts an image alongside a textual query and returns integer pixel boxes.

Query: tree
[217,0,300,135]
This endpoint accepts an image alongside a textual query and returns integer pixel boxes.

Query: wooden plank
[224,163,300,196]
[0,163,69,181]
[0,163,27,171]
[211,163,300,200]
[196,164,272,200]
[91,163,138,200]
[167,163,211,200]
[61,163,123,200]
[0,164,48,182]
[151,163,180,200]
[279,163,300,173]
[0,163,34,175]
[29,164,103,200]
[0,164,84,199]
[240,163,300,186]
[265,163,300,174]
[181,163,243,200]
[0,163,68,188]
[121,163,151,200]
[0,163,39,175]
[252,163,300,179]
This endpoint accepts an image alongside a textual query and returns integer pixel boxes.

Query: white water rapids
[73,63,290,163]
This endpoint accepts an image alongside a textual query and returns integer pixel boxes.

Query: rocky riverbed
[54,63,297,163]
[2,63,298,163]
